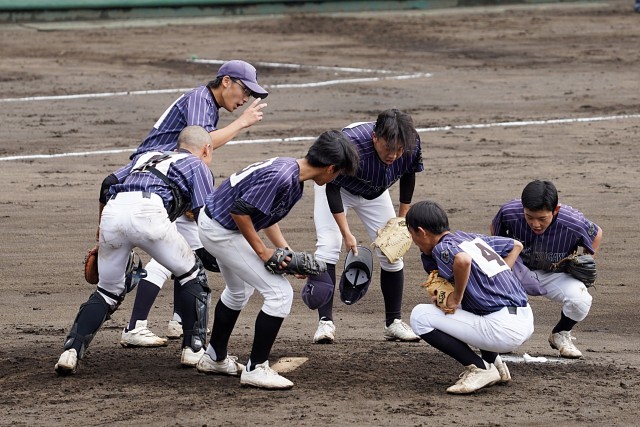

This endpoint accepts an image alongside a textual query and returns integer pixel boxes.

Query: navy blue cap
[339,246,373,305]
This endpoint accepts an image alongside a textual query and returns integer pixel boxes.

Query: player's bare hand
[240,98,267,128]
[344,233,358,256]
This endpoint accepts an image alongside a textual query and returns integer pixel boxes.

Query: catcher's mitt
[421,271,456,314]
[551,253,597,287]
[371,217,412,263]
[84,245,99,285]
[264,247,327,276]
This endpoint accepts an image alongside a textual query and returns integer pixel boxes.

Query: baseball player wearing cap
[310,109,424,344]
[196,130,359,389]
[55,126,215,375]
[491,180,603,359]
[407,200,534,394]
[98,60,269,350]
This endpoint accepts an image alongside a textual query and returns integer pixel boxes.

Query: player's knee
[565,290,592,321]
[262,285,294,318]
[220,287,254,311]
[143,260,171,287]
[379,257,403,272]
[410,305,434,336]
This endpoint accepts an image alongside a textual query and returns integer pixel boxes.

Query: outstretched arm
[209,98,267,150]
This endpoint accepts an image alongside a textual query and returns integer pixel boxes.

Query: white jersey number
[458,237,510,278]
[229,158,277,187]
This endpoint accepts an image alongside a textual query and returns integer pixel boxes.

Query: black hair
[521,180,558,211]
[373,108,418,153]
[306,130,359,175]
[405,200,450,235]
[207,76,224,90]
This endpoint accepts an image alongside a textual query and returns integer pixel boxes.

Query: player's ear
[553,204,560,215]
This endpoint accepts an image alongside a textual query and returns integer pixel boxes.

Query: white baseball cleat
[197,353,244,376]
[55,349,78,376]
[313,320,336,344]
[494,355,511,384]
[120,320,168,347]
[167,319,183,339]
[548,331,583,359]
[383,319,420,342]
[181,347,205,368]
[446,363,501,394]
[240,361,294,390]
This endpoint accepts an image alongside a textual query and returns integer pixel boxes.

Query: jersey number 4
[458,238,510,278]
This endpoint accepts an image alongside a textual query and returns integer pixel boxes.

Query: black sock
[552,311,578,334]
[480,350,498,364]
[421,330,485,368]
[128,279,160,330]
[381,269,403,327]
[317,263,336,321]
[209,300,241,361]
[248,310,284,370]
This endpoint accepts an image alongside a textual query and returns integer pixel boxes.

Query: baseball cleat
[313,320,336,344]
[120,320,168,347]
[548,331,583,359]
[197,353,244,376]
[54,349,78,376]
[180,347,205,368]
[446,363,501,394]
[167,319,183,339]
[240,361,294,390]
[383,319,420,342]
[494,355,512,384]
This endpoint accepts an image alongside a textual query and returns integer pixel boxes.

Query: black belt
[204,205,213,218]
[111,191,152,200]
[507,307,518,315]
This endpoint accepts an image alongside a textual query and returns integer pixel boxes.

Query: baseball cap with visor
[217,60,268,99]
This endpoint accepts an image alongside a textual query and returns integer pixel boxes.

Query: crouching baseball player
[196,130,359,389]
[55,126,215,375]
[406,201,534,394]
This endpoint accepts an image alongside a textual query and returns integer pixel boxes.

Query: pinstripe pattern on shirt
[332,122,424,199]
[132,85,219,157]
[422,231,528,315]
[205,157,303,231]
[110,150,214,212]
[492,199,600,270]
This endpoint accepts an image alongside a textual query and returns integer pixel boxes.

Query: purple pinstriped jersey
[110,149,214,212]
[492,199,600,270]
[131,85,219,158]
[422,231,528,315]
[332,122,423,199]
[205,157,303,231]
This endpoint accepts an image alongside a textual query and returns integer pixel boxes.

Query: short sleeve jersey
[423,231,528,315]
[331,122,424,199]
[491,199,600,270]
[111,149,214,212]
[205,157,304,231]
[131,85,219,158]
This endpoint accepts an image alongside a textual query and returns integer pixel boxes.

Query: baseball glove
[264,247,327,276]
[421,271,456,314]
[371,217,412,263]
[551,253,597,287]
[84,245,99,285]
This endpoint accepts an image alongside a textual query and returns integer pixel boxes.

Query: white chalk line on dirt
[2,113,639,162]
[0,59,429,103]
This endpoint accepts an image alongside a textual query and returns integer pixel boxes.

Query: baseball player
[98,60,269,349]
[196,130,359,389]
[55,126,215,375]
[491,180,603,358]
[407,200,534,394]
[310,109,424,344]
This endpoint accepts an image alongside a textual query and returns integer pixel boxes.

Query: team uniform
[492,199,599,357]
[196,157,305,388]
[118,85,222,343]
[312,121,423,341]
[55,150,214,375]
[410,231,534,394]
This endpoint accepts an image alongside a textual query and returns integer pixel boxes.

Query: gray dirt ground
[1,1,639,425]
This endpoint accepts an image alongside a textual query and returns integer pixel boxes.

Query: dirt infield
[1,1,640,425]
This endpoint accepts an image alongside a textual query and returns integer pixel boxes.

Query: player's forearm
[503,240,523,268]
[231,213,269,261]
[398,202,411,218]
[332,212,352,238]
[591,227,603,256]
[451,254,471,305]
[264,223,289,249]
[208,125,244,150]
